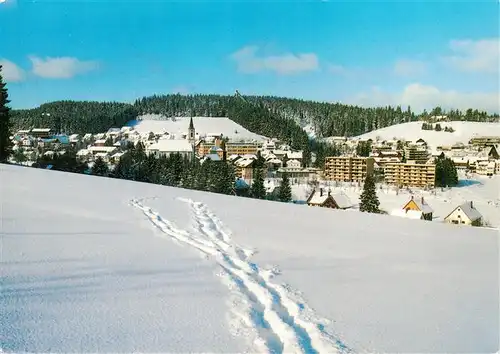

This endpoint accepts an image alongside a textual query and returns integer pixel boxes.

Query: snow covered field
[292,173,500,228]
[351,121,500,146]
[129,114,267,141]
[2,164,499,353]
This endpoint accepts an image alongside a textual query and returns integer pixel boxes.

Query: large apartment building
[324,156,374,182]
[384,162,436,188]
[197,141,259,157]
[404,145,429,162]
[469,136,500,147]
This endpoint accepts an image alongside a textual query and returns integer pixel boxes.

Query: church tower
[188,116,195,143]
[188,115,196,160]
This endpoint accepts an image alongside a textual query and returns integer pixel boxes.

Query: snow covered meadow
[1,164,499,353]
[129,114,267,141]
[353,121,500,147]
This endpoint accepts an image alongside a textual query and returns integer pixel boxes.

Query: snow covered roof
[205,153,221,161]
[404,196,433,215]
[88,146,117,153]
[266,158,283,164]
[95,139,107,144]
[228,154,241,162]
[445,202,483,222]
[235,159,255,168]
[286,151,303,159]
[147,139,193,153]
[330,192,353,209]
[308,193,330,205]
[95,152,109,157]
[76,149,91,156]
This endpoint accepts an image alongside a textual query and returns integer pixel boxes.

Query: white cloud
[230,45,319,75]
[443,38,499,73]
[0,59,25,82]
[347,83,499,113]
[29,56,99,79]
[393,59,427,76]
[328,64,349,75]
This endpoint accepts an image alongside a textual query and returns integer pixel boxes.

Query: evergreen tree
[359,173,380,213]
[13,148,26,164]
[0,65,13,163]
[356,141,371,157]
[213,162,235,195]
[53,148,87,173]
[91,157,109,177]
[277,172,292,202]
[435,156,458,187]
[251,165,266,199]
[180,155,198,189]
[112,153,134,180]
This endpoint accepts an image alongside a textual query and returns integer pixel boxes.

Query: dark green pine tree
[180,156,198,189]
[251,165,266,199]
[0,65,13,163]
[91,156,109,177]
[278,172,292,202]
[112,153,134,180]
[435,156,458,187]
[213,162,235,195]
[195,160,214,191]
[359,173,380,213]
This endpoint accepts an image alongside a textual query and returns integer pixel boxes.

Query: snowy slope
[2,164,499,353]
[350,121,500,146]
[129,114,267,141]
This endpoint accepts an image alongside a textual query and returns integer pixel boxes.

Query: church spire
[189,115,194,130]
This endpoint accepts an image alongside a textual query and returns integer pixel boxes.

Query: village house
[476,160,496,176]
[306,188,352,209]
[397,196,433,221]
[233,157,258,181]
[31,128,55,139]
[444,201,483,226]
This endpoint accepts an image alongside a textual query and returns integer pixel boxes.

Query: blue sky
[1,0,499,112]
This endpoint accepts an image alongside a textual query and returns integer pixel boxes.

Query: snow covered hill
[2,164,498,353]
[350,121,500,146]
[128,114,267,141]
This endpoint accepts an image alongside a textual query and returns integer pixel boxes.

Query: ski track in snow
[130,197,353,354]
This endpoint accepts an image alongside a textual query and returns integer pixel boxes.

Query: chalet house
[87,146,118,157]
[444,201,483,226]
[94,139,108,147]
[286,151,303,162]
[286,159,301,169]
[400,196,433,221]
[31,128,54,139]
[234,158,257,180]
[306,188,352,209]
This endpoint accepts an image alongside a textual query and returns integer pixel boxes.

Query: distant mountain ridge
[11,94,499,141]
